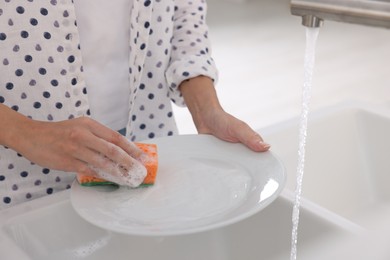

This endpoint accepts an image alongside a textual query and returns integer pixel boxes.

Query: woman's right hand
[1,104,146,186]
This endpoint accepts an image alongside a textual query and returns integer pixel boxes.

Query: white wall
[173,0,390,135]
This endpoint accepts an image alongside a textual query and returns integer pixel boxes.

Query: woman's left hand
[180,76,270,152]
[193,108,270,152]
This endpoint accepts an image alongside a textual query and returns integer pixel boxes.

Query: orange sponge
[76,143,158,187]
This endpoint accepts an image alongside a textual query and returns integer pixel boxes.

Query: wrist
[179,76,223,131]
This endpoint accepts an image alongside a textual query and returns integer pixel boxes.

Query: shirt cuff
[165,55,219,107]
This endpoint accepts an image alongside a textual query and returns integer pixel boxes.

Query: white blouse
[0,0,218,209]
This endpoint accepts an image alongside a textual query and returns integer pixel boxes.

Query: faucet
[291,0,390,28]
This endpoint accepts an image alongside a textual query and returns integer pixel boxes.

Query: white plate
[70,134,286,236]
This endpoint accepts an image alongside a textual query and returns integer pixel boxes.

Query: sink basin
[261,101,390,225]
[0,189,357,260]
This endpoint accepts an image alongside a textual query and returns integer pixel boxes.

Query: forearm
[0,103,146,183]
[0,103,31,149]
[179,75,222,132]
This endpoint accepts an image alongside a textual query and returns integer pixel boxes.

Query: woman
[0,0,270,209]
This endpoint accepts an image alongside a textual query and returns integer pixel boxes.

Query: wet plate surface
[71,135,286,236]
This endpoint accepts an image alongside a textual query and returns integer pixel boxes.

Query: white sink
[3,101,388,259]
[0,189,356,260]
[261,101,390,225]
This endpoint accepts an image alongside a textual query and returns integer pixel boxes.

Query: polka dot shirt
[0,0,218,209]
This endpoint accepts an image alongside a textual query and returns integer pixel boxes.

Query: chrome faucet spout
[302,14,324,27]
[291,0,390,28]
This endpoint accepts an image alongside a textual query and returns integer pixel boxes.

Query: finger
[118,137,145,160]
[231,122,271,152]
[72,145,119,174]
[88,154,147,187]
[87,120,143,159]
[72,159,100,177]
[75,123,140,170]
[87,137,137,171]
[73,145,147,187]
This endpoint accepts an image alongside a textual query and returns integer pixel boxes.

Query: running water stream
[290,27,320,260]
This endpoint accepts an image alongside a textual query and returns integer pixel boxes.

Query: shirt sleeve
[165,0,219,107]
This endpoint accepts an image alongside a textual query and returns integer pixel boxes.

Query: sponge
[76,143,158,187]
